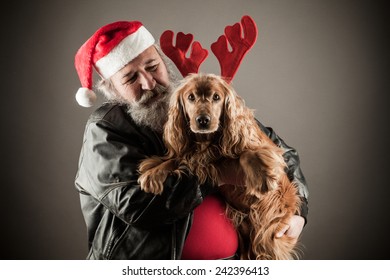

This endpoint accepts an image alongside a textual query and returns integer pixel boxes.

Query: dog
[138,73,301,260]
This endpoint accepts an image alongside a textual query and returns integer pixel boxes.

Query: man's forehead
[132,46,160,65]
[118,47,160,76]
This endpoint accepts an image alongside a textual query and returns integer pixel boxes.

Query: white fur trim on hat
[75,87,97,107]
[95,26,155,79]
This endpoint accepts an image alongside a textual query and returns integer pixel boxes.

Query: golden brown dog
[138,73,301,260]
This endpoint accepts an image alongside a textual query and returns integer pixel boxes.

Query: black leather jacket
[75,103,309,259]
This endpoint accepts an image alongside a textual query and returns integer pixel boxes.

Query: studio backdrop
[1,0,388,259]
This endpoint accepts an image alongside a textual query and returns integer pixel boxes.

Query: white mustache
[137,84,169,106]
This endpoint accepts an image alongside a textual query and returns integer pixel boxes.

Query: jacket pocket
[107,224,172,259]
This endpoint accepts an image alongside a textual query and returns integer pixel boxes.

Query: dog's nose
[196,115,211,128]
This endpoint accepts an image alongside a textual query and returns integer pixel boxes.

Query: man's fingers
[276,224,290,238]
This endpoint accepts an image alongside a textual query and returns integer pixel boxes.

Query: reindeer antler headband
[159,15,258,83]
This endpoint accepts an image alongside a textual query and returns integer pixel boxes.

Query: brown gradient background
[1,0,388,259]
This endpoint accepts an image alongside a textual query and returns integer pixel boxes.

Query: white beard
[126,84,172,133]
[97,45,182,133]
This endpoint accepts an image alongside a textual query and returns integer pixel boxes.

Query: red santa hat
[74,20,155,107]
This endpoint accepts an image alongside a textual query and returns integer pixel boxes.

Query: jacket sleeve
[75,118,213,229]
[256,120,309,221]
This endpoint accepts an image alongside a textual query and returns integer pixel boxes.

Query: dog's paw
[138,169,167,195]
[239,149,284,193]
[239,151,266,192]
[138,159,178,195]
[260,150,285,191]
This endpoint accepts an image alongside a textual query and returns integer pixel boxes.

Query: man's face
[109,46,172,132]
[110,46,170,104]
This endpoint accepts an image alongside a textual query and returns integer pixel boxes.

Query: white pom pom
[75,87,97,107]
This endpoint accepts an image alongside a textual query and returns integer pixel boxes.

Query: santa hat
[74,21,155,107]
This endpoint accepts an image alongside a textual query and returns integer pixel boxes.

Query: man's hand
[276,215,305,240]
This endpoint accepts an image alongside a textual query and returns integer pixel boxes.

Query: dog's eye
[213,93,220,101]
[188,93,195,101]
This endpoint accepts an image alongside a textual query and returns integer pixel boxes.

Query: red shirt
[181,194,238,259]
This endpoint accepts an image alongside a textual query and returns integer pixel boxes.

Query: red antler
[160,30,209,77]
[211,15,258,83]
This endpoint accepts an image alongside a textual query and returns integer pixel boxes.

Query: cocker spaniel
[138,73,301,260]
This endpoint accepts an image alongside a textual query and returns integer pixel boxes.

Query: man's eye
[123,74,137,85]
[146,64,159,72]
[188,93,195,101]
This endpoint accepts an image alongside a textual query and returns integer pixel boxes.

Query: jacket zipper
[171,222,177,260]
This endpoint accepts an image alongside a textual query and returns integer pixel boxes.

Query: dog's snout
[196,115,211,128]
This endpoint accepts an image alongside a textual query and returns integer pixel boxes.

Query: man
[74,20,308,259]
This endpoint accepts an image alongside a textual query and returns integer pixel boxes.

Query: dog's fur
[138,73,301,259]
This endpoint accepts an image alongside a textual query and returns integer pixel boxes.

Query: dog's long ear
[221,82,249,156]
[163,88,190,157]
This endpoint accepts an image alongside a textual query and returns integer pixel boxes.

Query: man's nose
[139,72,156,91]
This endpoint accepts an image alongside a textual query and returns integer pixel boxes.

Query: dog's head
[175,74,233,134]
[164,73,244,156]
